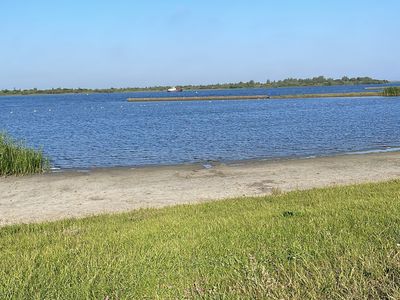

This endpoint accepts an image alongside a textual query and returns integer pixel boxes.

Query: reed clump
[382,87,400,96]
[0,133,49,176]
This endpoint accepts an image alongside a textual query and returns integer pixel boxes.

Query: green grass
[382,87,400,96]
[1,181,400,299]
[0,133,49,176]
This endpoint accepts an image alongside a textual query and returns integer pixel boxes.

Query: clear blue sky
[1,0,399,89]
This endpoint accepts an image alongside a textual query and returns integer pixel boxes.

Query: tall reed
[0,133,49,176]
[382,87,400,96]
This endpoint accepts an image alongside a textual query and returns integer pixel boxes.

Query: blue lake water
[1,84,400,169]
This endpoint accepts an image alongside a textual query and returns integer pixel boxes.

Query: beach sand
[1,152,400,226]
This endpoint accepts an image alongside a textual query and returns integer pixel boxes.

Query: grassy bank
[0,133,49,176]
[1,180,399,299]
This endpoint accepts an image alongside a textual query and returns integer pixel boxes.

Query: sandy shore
[1,152,400,226]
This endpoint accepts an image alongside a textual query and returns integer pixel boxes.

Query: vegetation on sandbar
[382,87,400,96]
[1,180,399,298]
[127,91,383,102]
[0,133,49,176]
[0,76,390,96]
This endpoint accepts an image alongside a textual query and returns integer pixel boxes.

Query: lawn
[1,180,399,299]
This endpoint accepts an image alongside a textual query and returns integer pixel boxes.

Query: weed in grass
[282,211,295,217]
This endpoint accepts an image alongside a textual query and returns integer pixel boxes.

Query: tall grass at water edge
[382,87,400,96]
[0,133,49,176]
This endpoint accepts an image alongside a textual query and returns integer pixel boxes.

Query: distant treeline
[0,76,390,96]
[186,76,390,89]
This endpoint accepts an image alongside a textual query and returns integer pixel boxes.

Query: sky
[1,0,400,89]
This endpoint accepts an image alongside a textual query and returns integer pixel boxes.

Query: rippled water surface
[1,85,399,168]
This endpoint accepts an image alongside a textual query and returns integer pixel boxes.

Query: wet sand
[1,152,399,226]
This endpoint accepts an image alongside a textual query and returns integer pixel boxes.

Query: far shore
[1,77,396,97]
[1,151,399,226]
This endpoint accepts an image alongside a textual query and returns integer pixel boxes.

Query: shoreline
[49,146,400,173]
[1,151,399,226]
[50,147,400,172]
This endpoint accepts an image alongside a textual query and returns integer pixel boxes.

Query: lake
[1,85,400,169]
